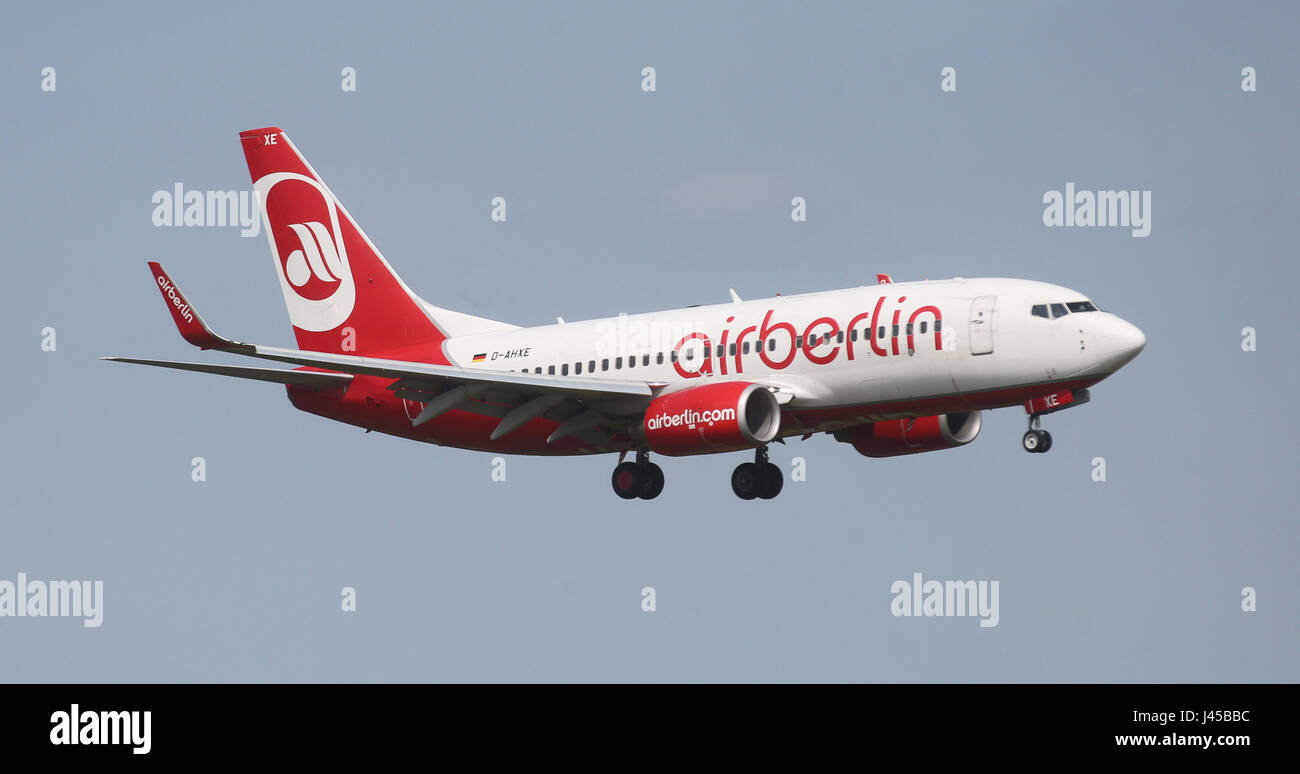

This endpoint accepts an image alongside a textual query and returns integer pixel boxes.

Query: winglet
[728,288,742,303]
[147,262,237,351]
[876,274,893,285]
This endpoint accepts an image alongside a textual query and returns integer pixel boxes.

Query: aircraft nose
[1096,314,1145,371]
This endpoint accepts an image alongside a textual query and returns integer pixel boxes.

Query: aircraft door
[969,296,996,355]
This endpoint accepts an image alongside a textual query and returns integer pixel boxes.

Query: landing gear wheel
[612,461,646,499]
[1023,414,1054,454]
[731,462,762,500]
[1022,430,1052,453]
[757,462,783,499]
[639,462,665,500]
[1022,430,1042,453]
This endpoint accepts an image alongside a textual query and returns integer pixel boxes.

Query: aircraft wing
[107,263,659,443]
[101,357,353,389]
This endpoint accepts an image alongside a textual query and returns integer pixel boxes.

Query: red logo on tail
[253,172,357,331]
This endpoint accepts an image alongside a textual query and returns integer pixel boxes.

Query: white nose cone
[1096,315,1146,371]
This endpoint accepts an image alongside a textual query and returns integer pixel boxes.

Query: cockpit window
[1035,301,1098,318]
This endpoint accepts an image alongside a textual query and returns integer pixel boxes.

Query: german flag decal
[472,353,487,363]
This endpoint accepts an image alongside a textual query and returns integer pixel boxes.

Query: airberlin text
[671,296,943,379]
[646,407,736,430]
[156,276,195,324]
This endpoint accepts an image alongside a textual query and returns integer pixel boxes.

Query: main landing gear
[731,446,783,500]
[1022,415,1053,454]
[610,447,785,501]
[611,450,664,500]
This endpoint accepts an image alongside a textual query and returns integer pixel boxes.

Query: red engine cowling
[834,412,982,457]
[642,382,781,456]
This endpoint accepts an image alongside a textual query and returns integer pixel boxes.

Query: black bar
[0,684,1290,762]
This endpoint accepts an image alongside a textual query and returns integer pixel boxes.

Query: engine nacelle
[642,382,781,456]
[834,412,982,458]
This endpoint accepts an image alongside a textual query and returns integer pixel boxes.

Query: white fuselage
[443,277,1146,435]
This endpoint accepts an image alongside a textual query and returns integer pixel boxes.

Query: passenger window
[642,354,649,366]
[768,339,776,352]
[561,363,569,376]
[574,362,582,375]
[920,321,928,334]
[934,320,942,331]
[837,331,844,344]
[656,352,663,365]
[743,341,750,355]
[878,326,885,339]
[588,360,595,372]
[1031,304,1049,319]
[601,359,609,371]
[534,367,541,374]
[796,336,803,349]
[548,365,555,375]
[850,329,858,342]
[670,351,677,363]
[905,323,913,335]
[728,343,736,356]
[891,325,899,337]
[1050,303,1068,318]
[716,345,723,358]
[626,356,634,369]
[615,357,622,369]
[684,349,693,361]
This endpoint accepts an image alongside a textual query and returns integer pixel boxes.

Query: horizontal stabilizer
[102,358,352,389]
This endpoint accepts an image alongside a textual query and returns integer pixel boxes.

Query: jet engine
[641,382,781,456]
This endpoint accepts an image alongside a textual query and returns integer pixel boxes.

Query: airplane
[106,127,1146,501]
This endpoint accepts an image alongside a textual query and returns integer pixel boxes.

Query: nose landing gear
[731,446,784,500]
[1022,415,1053,454]
[1021,388,1090,453]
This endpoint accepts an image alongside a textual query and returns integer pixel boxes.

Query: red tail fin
[239,127,448,361]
